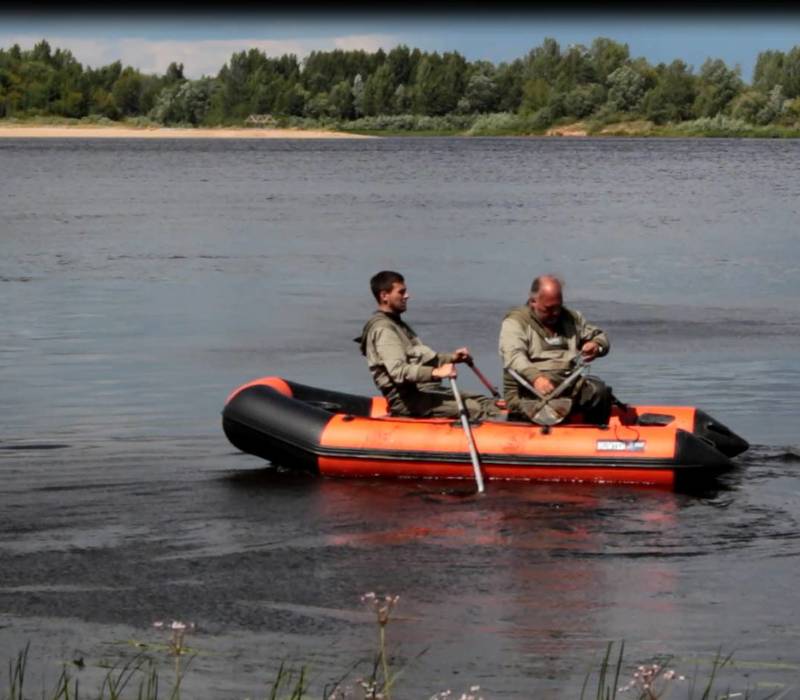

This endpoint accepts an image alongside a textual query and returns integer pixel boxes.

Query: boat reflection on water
[221,468,708,692]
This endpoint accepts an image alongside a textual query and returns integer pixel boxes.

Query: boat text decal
[596,440,647,452]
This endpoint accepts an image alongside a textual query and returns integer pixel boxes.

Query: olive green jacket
[355,311,455,413]
[498,304,609,403]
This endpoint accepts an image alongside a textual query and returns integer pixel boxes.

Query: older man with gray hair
[498,275,614,425]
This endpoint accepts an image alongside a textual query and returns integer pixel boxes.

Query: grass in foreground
[2,595,791,699]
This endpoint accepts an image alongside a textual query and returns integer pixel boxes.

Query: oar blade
[532,398,573,426]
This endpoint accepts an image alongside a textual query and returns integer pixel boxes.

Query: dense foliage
[2,37,800,130]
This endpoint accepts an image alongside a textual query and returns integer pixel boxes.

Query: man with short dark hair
[356,270,500,420]
[498,275,613,424]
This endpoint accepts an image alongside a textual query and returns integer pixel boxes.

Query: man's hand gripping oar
[464,358,507,410]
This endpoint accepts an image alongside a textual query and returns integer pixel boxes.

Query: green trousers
[391,386,502,421]
[509,376,613,425]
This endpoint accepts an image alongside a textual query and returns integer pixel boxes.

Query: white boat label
[596,440,647,452]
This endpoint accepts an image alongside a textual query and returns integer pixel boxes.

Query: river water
[1,136,799,698]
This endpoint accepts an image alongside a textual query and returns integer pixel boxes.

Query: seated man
[498,275,614,425]
[355,270,501,420]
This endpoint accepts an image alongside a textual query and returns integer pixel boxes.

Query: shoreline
[0,124,376,139]
[2,122,799,140]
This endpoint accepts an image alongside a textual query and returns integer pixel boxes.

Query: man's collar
[528,305,562,333]
[377,309,402,322]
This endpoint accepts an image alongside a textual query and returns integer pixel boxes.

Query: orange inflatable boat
[222,377,749,489]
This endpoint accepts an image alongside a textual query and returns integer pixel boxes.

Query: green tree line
[2,37,800,129]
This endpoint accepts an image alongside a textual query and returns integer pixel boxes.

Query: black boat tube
[223,384,333,472]
[692,409,749,458]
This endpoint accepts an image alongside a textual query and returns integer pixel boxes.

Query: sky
[1,10,799,82]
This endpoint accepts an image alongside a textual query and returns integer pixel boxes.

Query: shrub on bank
[78,115,118,126]
[335,113,476,133]
[7,114,82,125]
[671,114,755,134]
[592,119,656,135]
[123,116,162,128]
[660,114,800,137]
[465,112,524,135]
[275,115,340,130]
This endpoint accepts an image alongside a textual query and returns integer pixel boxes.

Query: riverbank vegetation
[2,38,800,137]
[1,594,787,699]
[0,637,769,700]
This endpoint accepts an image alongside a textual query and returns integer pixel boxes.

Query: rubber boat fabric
[222,377,749,489]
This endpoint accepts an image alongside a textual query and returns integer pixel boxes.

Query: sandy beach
[0,124,376,139]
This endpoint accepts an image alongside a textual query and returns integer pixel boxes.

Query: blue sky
[1,12,799,82]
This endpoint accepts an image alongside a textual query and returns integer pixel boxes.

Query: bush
[671,114,755,134]
[347,114,419,130]
[660,114,800,137]
[78,114,117,126]
[280,115,338,130]
[465,112,523,135]
[730,89,769,124]
[149,78,216,125]
[590,104,631,125]
[529,106,557,129]
[339,113,476,132]
[780,96,800,125]
[563,83,606,118]
[124,115,161,128]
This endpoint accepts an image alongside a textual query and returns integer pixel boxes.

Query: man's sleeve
[373,326,437,384]
[575,311,610,356]
[498,317,539,383]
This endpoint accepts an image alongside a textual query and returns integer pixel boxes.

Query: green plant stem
[379,624,391,700]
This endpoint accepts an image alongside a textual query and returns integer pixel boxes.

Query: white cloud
[0,33,400,78]
[332,34,396,53]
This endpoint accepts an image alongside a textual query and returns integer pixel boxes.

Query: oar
[465,359,507,409]
[507,357,588,426]
[449,376,486,494]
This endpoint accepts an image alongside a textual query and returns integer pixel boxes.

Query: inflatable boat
[222,377,749,489]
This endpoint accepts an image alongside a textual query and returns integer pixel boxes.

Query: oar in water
[449,376,486,494]
[465,358,507,409]
[507,356,588,426]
